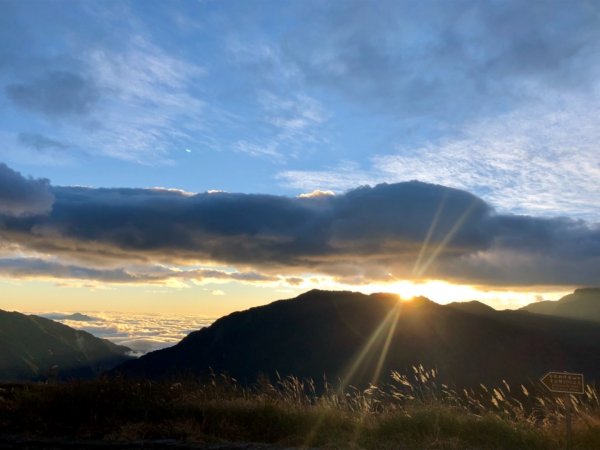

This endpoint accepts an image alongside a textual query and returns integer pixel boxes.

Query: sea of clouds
[40,311,216,355]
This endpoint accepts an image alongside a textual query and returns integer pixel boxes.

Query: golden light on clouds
[0,266,575,316]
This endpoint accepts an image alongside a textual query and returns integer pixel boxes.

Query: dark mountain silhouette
[114,290,600,387]
[0,309,131,381]
[520,288,600,323]
[446,300,496,315]
[41,312,98,322]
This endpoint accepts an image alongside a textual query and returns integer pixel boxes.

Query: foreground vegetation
[0,367,599,449]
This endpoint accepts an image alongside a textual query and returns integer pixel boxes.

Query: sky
[1,0,600,317]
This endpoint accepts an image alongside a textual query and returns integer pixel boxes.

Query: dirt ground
[0,436,305,450]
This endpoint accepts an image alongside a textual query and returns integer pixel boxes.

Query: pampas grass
[1,368,598,449]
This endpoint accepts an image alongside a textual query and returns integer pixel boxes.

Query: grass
[0,366,599,449]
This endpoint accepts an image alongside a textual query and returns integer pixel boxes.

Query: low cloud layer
[40,311,215,355]
[0,163,598,287]
[0,163,54,217]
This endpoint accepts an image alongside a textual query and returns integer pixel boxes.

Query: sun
[388,280,480,304]
[388,280,429,301]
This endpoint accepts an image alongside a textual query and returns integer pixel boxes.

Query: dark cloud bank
[0,163,54,217]
[0,163,598,286]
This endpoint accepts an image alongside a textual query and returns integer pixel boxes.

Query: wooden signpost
[540,371,584,450]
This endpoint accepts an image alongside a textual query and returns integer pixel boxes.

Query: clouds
[279,92,600,220]
[373,97,600,220]
[43,311,215,355]
[18,133,68,152]
[82,36,206,163]
[0,163,54,217]
[0,1,329,168]
[281,0,600,123]
[1,0,599,223]
[0,4,206,165]
[0,162,598,287]
[441,216,600,286]
[6,70,99,117]
[227,39,330,162]
[1,0,599,291]
[0,256,277,285]
[267,1,600,220]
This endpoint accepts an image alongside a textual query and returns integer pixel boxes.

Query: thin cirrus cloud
[279,0,600,124]
[261,0,600,220]
[1,4,206,166]
[373,98,600,220]
[17,132,69,153]
[81,37,207,164]
[1,2,329,167]
[234,93,326,160]
[227,37,329,161]
[278,93,600,221]
[0,162,599,288]
[2,0,599,196]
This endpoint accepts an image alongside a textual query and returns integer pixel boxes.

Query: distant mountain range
[520,288,600,323]
[41,312,98,322]
[114,289,600,387]
[0,310,132,381]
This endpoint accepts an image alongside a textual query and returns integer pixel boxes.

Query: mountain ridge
[520,287,600,323]
[114,289,600,387]
[0,309,132,381]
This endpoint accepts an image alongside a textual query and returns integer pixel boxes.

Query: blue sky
[2,0,599,218]
[1,0,600,313]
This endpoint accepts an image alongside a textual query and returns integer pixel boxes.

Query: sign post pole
[539,371,583,450]
[565,393,572,450]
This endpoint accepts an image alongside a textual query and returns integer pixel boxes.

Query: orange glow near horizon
[317,278,574,310]
[0,275,576,317]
